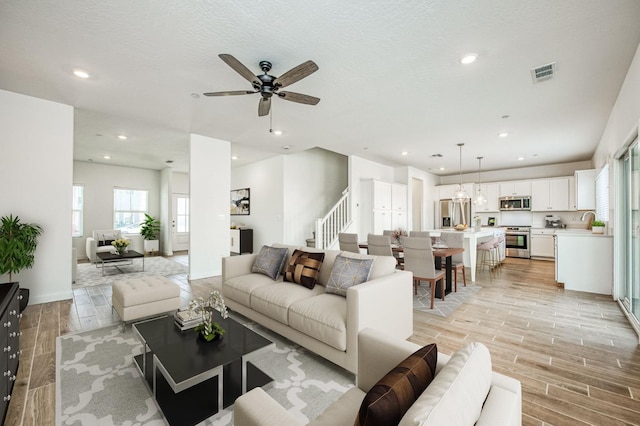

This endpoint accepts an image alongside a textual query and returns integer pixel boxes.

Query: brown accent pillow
[284,249,325,289]
[355,343,438,426]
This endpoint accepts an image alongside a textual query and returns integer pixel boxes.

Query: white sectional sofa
[221,244,414,374]
[235,328,522,426]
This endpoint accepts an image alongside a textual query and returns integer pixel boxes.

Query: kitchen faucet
[580,211,596,221]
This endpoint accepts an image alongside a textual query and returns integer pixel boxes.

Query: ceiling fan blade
[258,97,271,117]
[203,90,256,96]
[218,54,262,87]
[277,91,320,105]
[273,60,319,88]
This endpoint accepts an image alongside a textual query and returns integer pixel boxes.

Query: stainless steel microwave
[499,196,531,211]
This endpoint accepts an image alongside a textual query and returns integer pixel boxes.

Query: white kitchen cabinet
[474,183,500,212]
[530,228,555,259]
[437,183,474,201]
[556,232,612,294]
[531,178,569,211]
[499,181,531,196]
[361,179,407,236]
[568,176,577,210]
[575,169,597,210]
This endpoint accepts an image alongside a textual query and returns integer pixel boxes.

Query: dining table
[358,244,464,299]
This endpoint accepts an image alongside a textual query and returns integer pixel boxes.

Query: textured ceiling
[1,1,639,175]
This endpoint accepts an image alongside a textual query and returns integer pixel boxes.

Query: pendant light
[452,143,470,203]
[473,156,487,206]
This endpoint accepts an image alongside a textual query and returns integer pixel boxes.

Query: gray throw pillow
[252,245,289,280]
[325,254,373,297]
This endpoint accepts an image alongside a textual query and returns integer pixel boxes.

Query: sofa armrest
[345,270,413,373]
[222,254,258,282]
[234,387,304,426]
[476,372,522,426]
[356,328,421,392]
[86,237,97,263]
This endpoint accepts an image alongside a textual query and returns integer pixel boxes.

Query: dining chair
[338,233,360,253]
[402,237,445,308]
[439,231,466,291]
[409,231,430,238]
[367,234,393,257]
[380,230,404,267]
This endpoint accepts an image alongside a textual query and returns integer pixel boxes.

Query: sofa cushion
[223,273,281,307]
[338,251,397,280]
[272,243,301,275]
[399,342,492,426]
[284,249,325,289]
[307,387,365,426]
[301,248,340,286]
[251,282,324,325]
[356,343,438,426]
[325,255,373,297]
[289,293,347,351]
[252,245,289,280]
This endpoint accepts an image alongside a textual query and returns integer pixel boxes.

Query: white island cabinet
[426,227,505,282]
[555,231,613,295]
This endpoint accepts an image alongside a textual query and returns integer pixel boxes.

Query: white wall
[395,166,440,231]
[439,160,593,185]
[160,167,172,255]
[0,89,74,304]
[73,161,161,259]
[283,148,348,245]
[172,172,189,194]
[189,134,230,279]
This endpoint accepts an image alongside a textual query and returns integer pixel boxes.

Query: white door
[172,194,190,252]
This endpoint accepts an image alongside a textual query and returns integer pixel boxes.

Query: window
[72,185,84,237]
[176,196,189,232]
[113,188,148,233]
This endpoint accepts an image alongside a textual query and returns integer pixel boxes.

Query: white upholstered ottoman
[112,275,181,326]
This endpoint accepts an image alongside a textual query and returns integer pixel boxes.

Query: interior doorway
[172,194,190,252]
[412,178,424,231]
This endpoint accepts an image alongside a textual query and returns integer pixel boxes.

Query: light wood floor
[5,255,640,425]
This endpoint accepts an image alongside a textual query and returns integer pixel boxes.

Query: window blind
[595,164,609,222]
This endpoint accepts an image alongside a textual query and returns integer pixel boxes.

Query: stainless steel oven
[503,226,531,258]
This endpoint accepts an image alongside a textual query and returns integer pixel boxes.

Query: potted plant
[140,213,160,253]
[188,291,229,342]
[0,214,43,312]
[591,220,605,234]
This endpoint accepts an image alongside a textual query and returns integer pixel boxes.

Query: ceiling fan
[203,54,320,117]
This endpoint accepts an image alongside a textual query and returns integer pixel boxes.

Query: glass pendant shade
[473,156,486,205]
[452,143,470,202]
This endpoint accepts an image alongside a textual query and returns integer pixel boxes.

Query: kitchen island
[425,228,505,282]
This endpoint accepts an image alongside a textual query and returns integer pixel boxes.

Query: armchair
[85,229,123,263]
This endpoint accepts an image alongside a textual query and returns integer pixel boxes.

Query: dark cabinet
[230,228,253,255]
[0,283,20,423]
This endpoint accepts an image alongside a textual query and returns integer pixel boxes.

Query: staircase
[314,188,351,249]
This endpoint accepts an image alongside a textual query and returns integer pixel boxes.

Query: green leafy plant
[189,291,229,341]
[140,214,160,240]
[591,220,605,227]
[0,215,43,282]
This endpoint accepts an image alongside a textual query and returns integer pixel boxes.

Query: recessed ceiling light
[460,54,477,65]
[231,155,238,160]
[517,156,525,161]
[498,132,509,138]
[73,69,90,79]
[190,93,200,99]
[282,145,291,150]
[273,130,283,136]
[118,135,128,140]
[439,167,445,171]
[401,151,408,156]
[103,155,111,160]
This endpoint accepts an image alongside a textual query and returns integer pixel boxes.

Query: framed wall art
[230,188,250,215]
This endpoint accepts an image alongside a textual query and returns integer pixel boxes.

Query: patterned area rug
[74,257,188,288]
[56,315,355,425]
[413,283,481,317]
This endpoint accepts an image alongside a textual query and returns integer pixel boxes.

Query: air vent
[531,62,556,83]
[431,154,443,158]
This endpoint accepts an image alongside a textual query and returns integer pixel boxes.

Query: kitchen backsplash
[475,211,591,229]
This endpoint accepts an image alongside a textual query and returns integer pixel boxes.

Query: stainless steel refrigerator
[438,199,471,229]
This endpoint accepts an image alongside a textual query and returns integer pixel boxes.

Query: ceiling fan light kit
[204,54,320,117]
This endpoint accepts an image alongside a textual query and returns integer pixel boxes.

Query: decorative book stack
[174,309,201,331]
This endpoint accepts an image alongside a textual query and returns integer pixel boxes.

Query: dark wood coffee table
[132,313,274,426]
[97,250,144,276]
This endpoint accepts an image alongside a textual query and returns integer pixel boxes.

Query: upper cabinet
[499,181,531,197]
[474,183,500,212]
[436,183,474,201]
[531,178,569,211]
[391,183,407,211]
[361,179,407,235]
[372,180,392,210]
[575,169,597,210]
